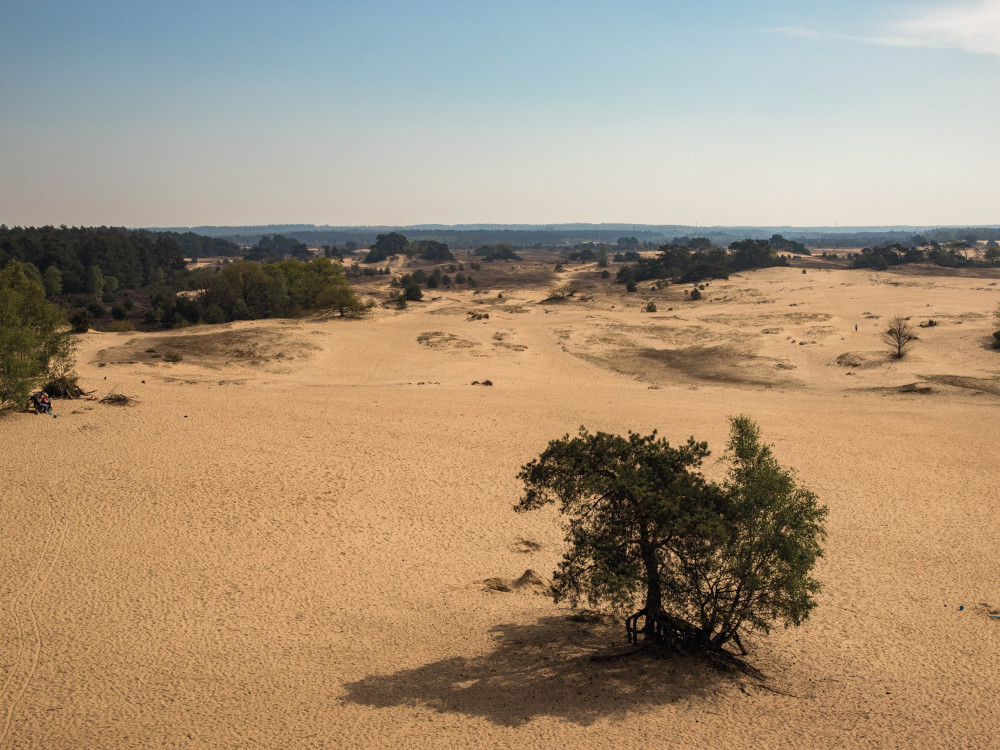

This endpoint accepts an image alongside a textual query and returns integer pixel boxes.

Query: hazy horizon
[3,1,999,228]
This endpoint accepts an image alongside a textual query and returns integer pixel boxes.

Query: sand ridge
[2,265,1000,748]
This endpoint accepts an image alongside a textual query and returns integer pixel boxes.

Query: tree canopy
[195,257,363,322]
[364,232,409,263]
[516,416,826,663]
[0,261,75,408]
[245,234,312,263]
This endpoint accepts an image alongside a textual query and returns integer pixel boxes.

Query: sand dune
[2,266,1000,748]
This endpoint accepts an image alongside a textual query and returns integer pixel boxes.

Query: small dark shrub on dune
[43,374,83,399]
[70,310,92,333]
[163,351,183,363]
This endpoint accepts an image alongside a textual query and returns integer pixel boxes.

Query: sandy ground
[2,264,1000,749]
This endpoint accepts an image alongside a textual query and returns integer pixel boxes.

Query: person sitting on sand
[30,392,52,414]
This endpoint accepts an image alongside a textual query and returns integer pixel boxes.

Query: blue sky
[1,1,998,227]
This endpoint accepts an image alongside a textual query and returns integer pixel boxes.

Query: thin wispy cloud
[776,1,1000,57]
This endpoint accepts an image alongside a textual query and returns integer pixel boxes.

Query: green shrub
[87,302,105,318]
[111,305,126,320]
[163,351,183,363]
[70,310,92,333]
[690,288,702,300]
[600,270,611,279]
[644,300,657,313]
[0,261,75,409]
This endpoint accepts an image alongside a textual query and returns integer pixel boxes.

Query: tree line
[615,236,803,289]
[845,241,1000,270]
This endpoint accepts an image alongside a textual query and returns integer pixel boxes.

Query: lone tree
[881,315,917,359]
[516,416,826,663]
[0,260,76,408]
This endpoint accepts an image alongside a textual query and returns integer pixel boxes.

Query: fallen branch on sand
[99,391,136,406]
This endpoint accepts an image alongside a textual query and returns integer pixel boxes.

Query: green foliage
[86,264,104,297]
[644,300,657,313]
[516,417,826,658]
[409,240,455,262]
[163,351,183,363]
[0,261,75,408]
[690,287,702,300]
[617,243,729,286]
[364,232,408,263]
[403,282,423,301]
[245,234,311,263]
[196,258,362,322]
[43,266,63,297]
[475,242,521,261]
[769,234,810,255]
[69,310,92,333]
[728,239,788,272]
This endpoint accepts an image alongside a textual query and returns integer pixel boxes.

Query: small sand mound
[417,331,477,350]
[481,569,553,595]
[836,351,881,368]
[511,569,553,595]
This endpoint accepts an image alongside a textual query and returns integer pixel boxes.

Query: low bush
[163,351,183,363]
[70,310,92,333]
[43,373,83,398]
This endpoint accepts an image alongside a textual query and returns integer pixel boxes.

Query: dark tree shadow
[341,616,726,727]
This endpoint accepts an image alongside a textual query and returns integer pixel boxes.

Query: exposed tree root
[613,607,766,681]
